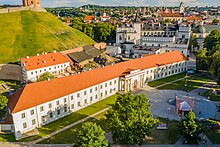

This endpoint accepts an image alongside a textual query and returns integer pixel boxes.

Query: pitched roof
[160,13,184,17]
[84,15,95,21]
[8,51,187,114]
[21,52,69,71]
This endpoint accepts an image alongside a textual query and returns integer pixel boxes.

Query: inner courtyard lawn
[148,73,186,87]
[157,74,214,91]
[0,94,117,142]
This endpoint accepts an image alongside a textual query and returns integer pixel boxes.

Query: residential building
[1,51,188,139]
[21,52,70,82]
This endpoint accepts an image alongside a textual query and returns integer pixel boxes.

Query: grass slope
[0,11,95,63]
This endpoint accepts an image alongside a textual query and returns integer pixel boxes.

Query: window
[31,72,33,75]
[21,113,25,119]
[78,101,80,107]
[48,103,52,108]
[64,98,67,103]
[84,91,87,95]
[110,89,112,93]
[95,87,98,91]
[40,106,44,112]
[100,85,103,89]
[90,97,93,101]
[71,104,74,109]
[95,95,98,99]
[49,112,53,118]
[49,68,51,70]
[105,90,108,95]
[90,89,92,93]
[71,96,74,101]
[30,110,34,115]
[57,109,60,115]
[40,70,42,73]
[114,80,117,84]
[101,93,103,97]
[64,105,68,112]
[35,71,37,74]
[41,116,46,122]
[32,119,36,125]
[77,93,80,98]
[105,83,107,87]
[56,101,59,106]
[110,82,112,86]
[85,99,87,104]
[44,69,46,71]
[23,123,27,129]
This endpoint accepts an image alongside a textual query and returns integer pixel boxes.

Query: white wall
[12,77,119,139]
[23,62,70,82]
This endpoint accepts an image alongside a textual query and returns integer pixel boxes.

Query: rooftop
[9,51,187,114]
[21,52,70,71]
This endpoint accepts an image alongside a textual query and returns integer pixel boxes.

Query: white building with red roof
[1,51,188,139]
[21,51,70,82]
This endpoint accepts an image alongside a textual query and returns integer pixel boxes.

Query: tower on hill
[23,0,41,7]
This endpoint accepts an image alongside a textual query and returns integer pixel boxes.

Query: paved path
[32,107,111,144]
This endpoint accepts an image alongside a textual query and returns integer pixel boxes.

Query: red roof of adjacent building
[9,51,187,114]
[160,13,184,17]
[21,52,70,71]
[84,15,95,21]
[185,15,202,21]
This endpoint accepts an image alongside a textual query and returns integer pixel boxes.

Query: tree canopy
[0,95,8,111]
[37,72,55,82]
[196,30,220,84]
[178,111,201,143]
[105,93,157,145]
[74,122,109,147]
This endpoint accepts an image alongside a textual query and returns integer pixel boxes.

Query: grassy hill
[0,11,95,63]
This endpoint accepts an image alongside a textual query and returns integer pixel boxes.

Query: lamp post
[167,107,171,127]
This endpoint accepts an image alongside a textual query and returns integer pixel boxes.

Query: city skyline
[0,0,219,7]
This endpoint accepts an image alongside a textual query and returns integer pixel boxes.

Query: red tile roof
[160,13,184,17]
[21,52,69,71]
[84,16,95,21]
[9,51,187,114]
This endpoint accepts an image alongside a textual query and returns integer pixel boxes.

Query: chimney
[45,52,47,54]
[37,54,39,56]
[77,72,81,74]
[102,65,105,68]
[47,78,51,81]
[53,50,57,53]
[26,56,29,59]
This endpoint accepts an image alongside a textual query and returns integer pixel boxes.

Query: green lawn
[202,90,220,101]
[39,112,108,144]
[203,120,220,144]
[158,74,214,92]
[19,94,117,142]
[144,118,180,144]
[148,73,186,87]
[40,114,180,144]
[0,134,16,142]
[0,11,95,63]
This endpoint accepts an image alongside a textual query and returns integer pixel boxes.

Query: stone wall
[0,64,22,81]
[0,6,46,14]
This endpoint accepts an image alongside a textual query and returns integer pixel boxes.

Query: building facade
[116,22,191,57]
[2,51,188,139]
[21,52,70,82]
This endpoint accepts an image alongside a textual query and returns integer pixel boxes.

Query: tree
[74,122,109,147]
[37,72,55,82]
[105,93,157,145]
[0,95,8,111]
[212,19,220,25]
[178,111,201,143]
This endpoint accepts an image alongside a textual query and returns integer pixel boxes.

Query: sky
[0,0,219,7]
